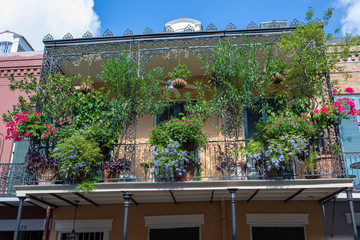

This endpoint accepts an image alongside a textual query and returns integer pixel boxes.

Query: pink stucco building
[0,52,42,164]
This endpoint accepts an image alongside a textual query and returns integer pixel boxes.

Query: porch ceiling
[14,179,354,208]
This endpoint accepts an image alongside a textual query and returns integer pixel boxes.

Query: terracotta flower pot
[102,170,121,182]
[316,154,335,178]
[35,166,57,185]
[173,163,196,181]
[182,141,198,152]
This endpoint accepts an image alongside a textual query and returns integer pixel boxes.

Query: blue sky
[94,0,344,37]
[2,0,360,50]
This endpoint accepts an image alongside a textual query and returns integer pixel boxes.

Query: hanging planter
[271,72,285,84]
[171,78,187,89]
[79,84,93,94]
[168,64,192,89]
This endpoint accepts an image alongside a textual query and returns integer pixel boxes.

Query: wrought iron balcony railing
[344,152,360,190]
[0,138,354,194]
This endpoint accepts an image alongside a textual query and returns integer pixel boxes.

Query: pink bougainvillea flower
[75,86,80,90]
[345,88,354,94]
[321,106,329,115]
[332,89,338,94]
[24,132,31,137]
[314,109,319,114]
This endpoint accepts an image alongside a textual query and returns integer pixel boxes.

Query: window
[252,227,305,240]
[156,102,186,124]
[149,227,199,240]
[0,41,13,53]
[243,99,282,139]
[60,232,104,240]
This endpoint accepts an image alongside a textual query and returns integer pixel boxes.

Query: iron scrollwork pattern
[0,163,27,195]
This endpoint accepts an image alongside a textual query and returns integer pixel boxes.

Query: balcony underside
[14,178,353,207]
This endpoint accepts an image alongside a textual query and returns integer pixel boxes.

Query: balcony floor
[14,178,354,207]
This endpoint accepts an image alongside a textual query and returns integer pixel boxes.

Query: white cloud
[0,0,101,50]
[337,0,360,35]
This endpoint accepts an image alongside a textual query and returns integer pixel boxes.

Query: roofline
[43,27,295,48]
[0,30,34,51]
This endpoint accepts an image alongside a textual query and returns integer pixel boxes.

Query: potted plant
[103,157,132,182]
[257,111,316,178]
[25,149,57,185]
[149,114,208,151]
[312,88,360,129]
[168,64,192,89]
[238,139,264,179]
[51,130,103,192]
[152,140,199,181]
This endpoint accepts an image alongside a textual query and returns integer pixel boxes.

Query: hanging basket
[171,78,187,89]
[79,84,93,94]
[271,72,285,84]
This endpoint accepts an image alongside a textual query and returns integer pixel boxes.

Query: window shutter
[339,96,360,153]
[11,138,30,163]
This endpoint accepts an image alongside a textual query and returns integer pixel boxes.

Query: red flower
[345,88,354,94]
[321,106,329,115]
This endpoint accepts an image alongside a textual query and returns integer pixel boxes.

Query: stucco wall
[49,200,324,240]
[0,52,42,164]
[322,200,360,240]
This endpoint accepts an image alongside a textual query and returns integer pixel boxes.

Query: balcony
[1,138,350,186]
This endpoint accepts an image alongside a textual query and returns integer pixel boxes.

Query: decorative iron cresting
[103,29,114,37]
[164,26,174,33]
[225,22,237,31]
[247,21,258,29]
[184,24,195,32]
[290,19,301,28]
[143,27,154,34]
[63,33,73,39]
[43,34,54,41]
[123,29,134,36]
[206,23,217,31]
[82,31,93,38]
